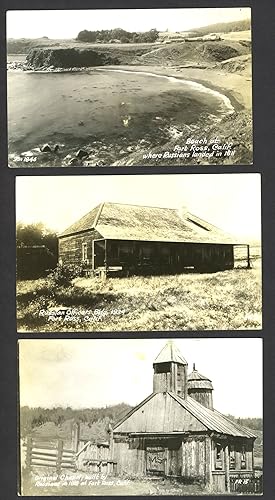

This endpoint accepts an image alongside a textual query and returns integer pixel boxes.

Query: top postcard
[7,7,252,168]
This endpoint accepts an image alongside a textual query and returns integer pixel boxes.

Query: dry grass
[21,469,205,496]
[17,260,262,332]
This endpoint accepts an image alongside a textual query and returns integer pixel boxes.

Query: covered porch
[83,238,241,277]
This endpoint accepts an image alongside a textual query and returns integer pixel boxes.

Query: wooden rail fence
[76,441,117,474]
[25,436,76,473]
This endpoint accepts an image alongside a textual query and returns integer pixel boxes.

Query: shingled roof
[59,202,241,244]
[187,365,214,390]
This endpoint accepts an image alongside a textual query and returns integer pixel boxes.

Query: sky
[16,174,261,242]
[18,338,262,418]
[7,8,251,39]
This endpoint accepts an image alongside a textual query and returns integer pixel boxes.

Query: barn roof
[154,341,188,365]
[187,365,213,390]
[59,202,241,244]
[113,392,256,439]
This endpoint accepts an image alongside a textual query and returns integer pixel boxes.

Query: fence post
[25,436,33,471]
[71,421,80,452]
[56,439,63,476]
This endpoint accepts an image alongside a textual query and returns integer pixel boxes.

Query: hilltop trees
[16,222,58,257]
[20,404,132,440]
[76,28,159,43]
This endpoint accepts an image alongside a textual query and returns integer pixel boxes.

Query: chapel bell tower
[153,341,188,399]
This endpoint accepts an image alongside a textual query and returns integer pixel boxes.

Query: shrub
[50,264,83,287]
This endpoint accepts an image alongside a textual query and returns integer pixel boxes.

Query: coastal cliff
[22,40,251,70]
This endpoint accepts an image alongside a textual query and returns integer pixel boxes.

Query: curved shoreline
[8,61,250,113]
[98,64,250,112]
[95,67,235,116]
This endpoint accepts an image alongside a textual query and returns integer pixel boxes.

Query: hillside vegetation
[192,19,251,36]
[137,40,250,67]
[20,404,132,441]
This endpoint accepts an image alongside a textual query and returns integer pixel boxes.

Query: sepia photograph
[7,7,252,167]
[18,338,263,496]
[16,173,262,332]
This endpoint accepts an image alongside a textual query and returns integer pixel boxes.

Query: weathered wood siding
[58,229,103,266]
[114,393,207,434]
[113,434,254,488]
[113,439,146,476]
[212,471,226,492]
[181,436,207,479]
[153,362,187,398]
[113,434,208,480]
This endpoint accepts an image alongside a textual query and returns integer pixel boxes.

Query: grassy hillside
[138,40,250,67]
[192,19,251,36]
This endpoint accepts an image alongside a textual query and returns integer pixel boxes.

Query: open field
[17,259,262,332]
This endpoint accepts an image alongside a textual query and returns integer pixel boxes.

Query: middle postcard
[16,173,261,332]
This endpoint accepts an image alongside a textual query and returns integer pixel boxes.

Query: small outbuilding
[110,341,257,493]
[58,202,250,275]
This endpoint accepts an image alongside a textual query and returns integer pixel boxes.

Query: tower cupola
[187,363,214,409]
[153,341,188,398]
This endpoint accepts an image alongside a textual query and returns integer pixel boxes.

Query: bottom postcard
[18,338,263,495]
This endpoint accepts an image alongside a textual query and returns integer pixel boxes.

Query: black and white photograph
[18,338,263,496]
[7,7,252,167]
[16,173,262,332]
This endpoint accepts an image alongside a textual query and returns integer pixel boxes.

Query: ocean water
[7,58,233,156]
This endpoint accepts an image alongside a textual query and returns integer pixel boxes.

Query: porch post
[104,240,107,279]
[247,244,251,269]
[205,436,213,491]
[105,240,107,268]
[92,241,95,271]
[224,444,230,492]
[164,447,169,476]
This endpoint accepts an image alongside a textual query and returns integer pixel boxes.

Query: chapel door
[146,446,166,475]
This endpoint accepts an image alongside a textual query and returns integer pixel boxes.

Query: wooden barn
[110,341,257,493]
[58,202,250,276]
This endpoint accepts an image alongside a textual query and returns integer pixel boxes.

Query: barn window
[214,442,223,470]
[82,242,88,262]
[229,444,236,469]
[241,445,247,469]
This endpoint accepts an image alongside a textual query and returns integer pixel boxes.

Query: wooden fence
[234,245,261,268]
[25,436,76,473]
[76,441,117,474]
